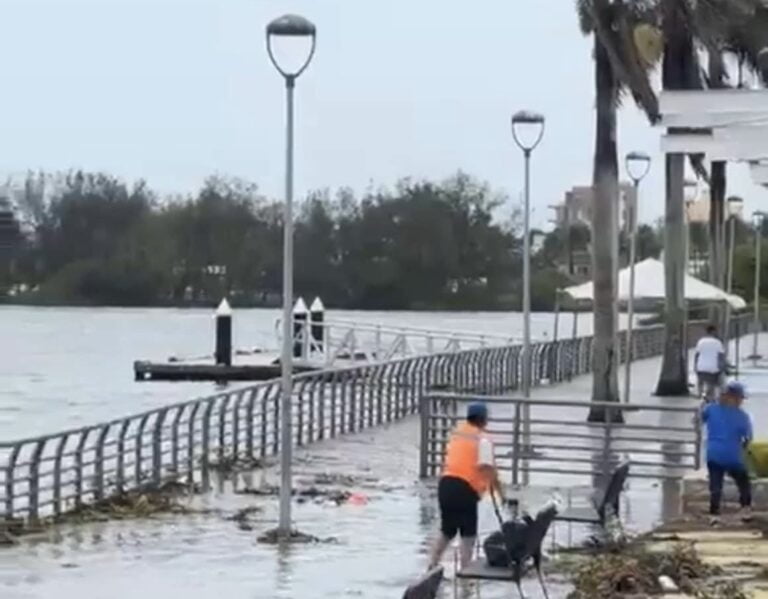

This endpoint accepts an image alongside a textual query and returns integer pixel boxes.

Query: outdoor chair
[401,566,443,599]
[456,503,558,599]
[554,461,629,527]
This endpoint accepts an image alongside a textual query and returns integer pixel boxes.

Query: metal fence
[0,315,752,524]
[420,393,702,484]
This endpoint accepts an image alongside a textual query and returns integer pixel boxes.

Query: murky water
[2,308,764,598]
[0,306,634,440]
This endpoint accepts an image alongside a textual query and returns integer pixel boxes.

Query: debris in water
[256,528,338,545]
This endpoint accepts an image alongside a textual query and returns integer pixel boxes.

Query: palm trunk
[708,53,727,326]
[588,33,622,421]
[655,1,696,396]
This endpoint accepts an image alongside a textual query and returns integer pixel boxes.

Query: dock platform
[133,358,318,382]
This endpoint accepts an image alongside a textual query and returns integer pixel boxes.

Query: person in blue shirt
[702,380,753,525]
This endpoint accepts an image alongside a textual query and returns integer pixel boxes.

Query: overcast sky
[1,0,763,229]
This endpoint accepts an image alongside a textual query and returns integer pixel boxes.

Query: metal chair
[457,503,558,599]
[554,461,629,527]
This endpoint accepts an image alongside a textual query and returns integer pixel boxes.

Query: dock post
[293,298,308,359]
[215,298,232,366]
[310,297,325,354]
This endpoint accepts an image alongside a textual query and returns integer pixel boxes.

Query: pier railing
[0,314,752,524]
[277,316,521,365]
[420,393,702,484]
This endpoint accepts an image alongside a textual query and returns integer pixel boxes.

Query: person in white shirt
[695,325,726,401]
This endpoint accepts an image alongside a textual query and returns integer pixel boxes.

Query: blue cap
[467,402,488,420]
[724,380,746,399]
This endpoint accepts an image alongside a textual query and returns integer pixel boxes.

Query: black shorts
[438,476,479,539]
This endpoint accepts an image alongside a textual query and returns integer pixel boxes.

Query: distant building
[550,182,638,233]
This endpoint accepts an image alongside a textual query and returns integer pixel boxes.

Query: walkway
[2,334,767,599]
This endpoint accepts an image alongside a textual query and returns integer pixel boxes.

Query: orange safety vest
[441,422,490,496]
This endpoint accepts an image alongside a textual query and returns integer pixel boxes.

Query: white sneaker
[739,507,753,522]
[709,515,721,527]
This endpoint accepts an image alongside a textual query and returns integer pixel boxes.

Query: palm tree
[578,0,768,400]
[577,0,659,419]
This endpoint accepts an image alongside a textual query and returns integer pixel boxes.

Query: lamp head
[266,14,317,79]
[625,151,651,183]
[511,110,545,152]
[727,196,744,218]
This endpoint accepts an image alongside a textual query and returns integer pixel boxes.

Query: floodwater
[0,306,634,440]
[3,307,757,599]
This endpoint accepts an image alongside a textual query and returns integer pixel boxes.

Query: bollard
[310,297,325,353]
[293,297,308,359]
[215,298,232,366]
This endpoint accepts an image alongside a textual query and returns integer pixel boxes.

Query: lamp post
[266,13,317,536]
[682,179,699,359]
[511,110,545,400]
[511,111,544,472]
[724,197,744,346]
[622,151,651,404]
[751,211,765,361]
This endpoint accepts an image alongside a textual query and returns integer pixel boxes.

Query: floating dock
[133,357,318,382]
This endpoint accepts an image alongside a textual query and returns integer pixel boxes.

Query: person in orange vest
[428,401,503,570]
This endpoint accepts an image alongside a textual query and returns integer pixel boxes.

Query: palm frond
[576,0,595,34]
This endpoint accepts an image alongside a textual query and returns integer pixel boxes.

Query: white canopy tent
[563,258,747,309]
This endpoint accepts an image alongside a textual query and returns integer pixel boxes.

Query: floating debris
[208,454,269,475]
[256,528,337,545]
[235,484,354,506]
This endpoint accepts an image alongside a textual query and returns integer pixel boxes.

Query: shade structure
[563,258,747,309]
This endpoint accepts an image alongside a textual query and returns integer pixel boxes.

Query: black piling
[293,298,308,359]
[215,298,232,366]
[310,297,325,353]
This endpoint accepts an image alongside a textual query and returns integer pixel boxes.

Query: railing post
[329,371,339,438]
[201,398,216,491]
[171,405,185,474]
[28,440,46,523]
[419,393,430,479]
[74,429,91,507]
[602,410,613,484]
[52,435,68,517]
[152,409,168,488]
[116,420,130,493]
[232,391,245,460]
[187,402,202,486]
[512,402,521,486]
[246,389,256,459]
[135,415,150,487]
[94,425,110,501]
[217,394,231,464]
[3,445,21,522]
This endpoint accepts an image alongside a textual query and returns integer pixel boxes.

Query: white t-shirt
[695,336,725,373]
[478,437,495,466]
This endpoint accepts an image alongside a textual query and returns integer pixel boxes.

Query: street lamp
[266,13,317,536]
[511,110,545,400]
[750,211,765,361]
[724,197,744,346]
[622,151,651,404]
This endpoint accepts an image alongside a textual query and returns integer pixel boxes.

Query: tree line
[0,170,575,310]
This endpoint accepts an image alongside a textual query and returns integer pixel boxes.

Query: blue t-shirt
[703,403,752,467]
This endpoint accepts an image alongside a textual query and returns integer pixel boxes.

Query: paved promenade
[3,334,767,599]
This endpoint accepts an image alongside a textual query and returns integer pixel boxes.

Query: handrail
[0,314,752,524]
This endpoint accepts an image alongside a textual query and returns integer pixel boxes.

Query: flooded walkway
[3,335,768,599]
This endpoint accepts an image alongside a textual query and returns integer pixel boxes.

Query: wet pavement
[3,333,768,599]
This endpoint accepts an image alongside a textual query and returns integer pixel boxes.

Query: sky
[0,0,764,229]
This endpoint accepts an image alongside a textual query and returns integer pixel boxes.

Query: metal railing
[420,393,702,484]
[0,314,752,525]
[277,317,521,366]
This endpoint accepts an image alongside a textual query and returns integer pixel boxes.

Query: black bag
[483,518,530,567]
